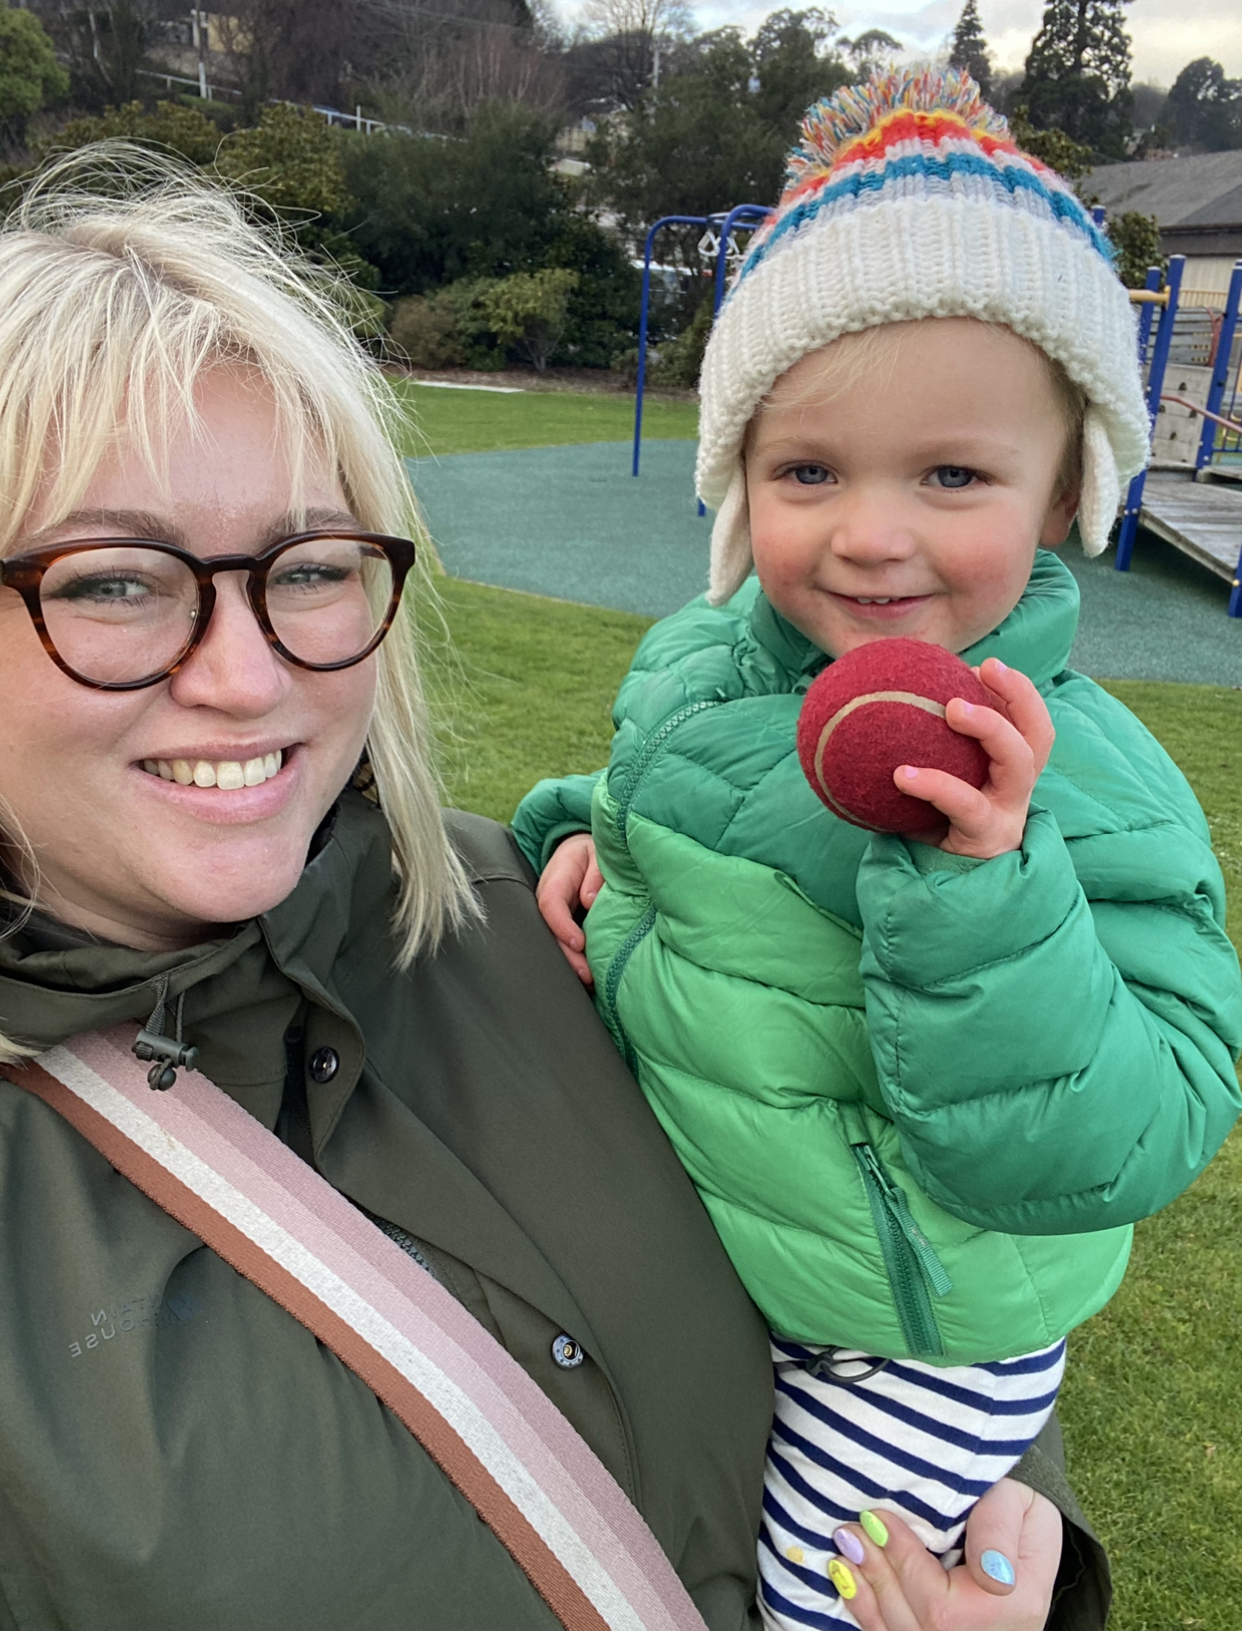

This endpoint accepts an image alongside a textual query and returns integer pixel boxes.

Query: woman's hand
[895,658,1056,860]
[535,833,602,986]
[829,1479,1062,1631]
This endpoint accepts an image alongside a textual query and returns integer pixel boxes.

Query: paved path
[409,441,1242,686]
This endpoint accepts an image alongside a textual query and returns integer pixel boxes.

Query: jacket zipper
[614,699,725,837]
[851,1141,952,1359]
[603,699,726,1066]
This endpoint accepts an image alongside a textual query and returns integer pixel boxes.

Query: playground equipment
[1117,252,1242,617]
[631,207,767,481]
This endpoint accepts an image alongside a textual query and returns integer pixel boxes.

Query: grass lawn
[413,386,1242,1630]
[389,376,699,458]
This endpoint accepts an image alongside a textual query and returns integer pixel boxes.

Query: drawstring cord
[132,974,199,1091]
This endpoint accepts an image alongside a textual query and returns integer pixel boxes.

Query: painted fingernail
[827,1559,857,1600]
[833,1527,866,1565]
[981,1549,1016,1586]
[859,1510,889,1548]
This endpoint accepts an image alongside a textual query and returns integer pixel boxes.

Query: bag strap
[14,1026,710,1631]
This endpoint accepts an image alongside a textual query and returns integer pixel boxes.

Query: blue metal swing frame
[631,206,768,481]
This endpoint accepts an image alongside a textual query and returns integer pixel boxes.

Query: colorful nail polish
[827,1559,857,1600]
[981,1549,1016,1586]
[859,1510,889,1548]
[833,1527,865,1566]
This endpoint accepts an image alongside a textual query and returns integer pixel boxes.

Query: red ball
[797,639,992,834]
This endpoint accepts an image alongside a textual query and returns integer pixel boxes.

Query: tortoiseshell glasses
[0,530,416,691]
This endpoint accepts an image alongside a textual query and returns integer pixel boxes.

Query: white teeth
[146,750,283,787]
[856,597,893,605]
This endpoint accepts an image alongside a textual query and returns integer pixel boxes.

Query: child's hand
[536,833,603,986]
[895,658,1055,859]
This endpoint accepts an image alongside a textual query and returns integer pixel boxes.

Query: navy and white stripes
[759,1338,1066,1631]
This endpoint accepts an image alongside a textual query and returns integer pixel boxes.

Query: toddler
[514,71,1242,1631]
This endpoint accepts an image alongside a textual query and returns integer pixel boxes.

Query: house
[1085,151,1242,306]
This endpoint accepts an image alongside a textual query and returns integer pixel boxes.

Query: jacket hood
[0,794,394,1126]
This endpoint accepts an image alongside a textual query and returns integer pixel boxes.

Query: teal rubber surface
[409,440,1242,684]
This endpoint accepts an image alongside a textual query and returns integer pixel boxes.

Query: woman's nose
[167,573,290,715]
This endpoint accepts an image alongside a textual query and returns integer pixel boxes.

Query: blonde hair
[0,145,478,998]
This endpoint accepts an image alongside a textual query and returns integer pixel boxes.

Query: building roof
[1085,151,1242,229]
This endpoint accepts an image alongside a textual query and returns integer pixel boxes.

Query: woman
[0,150,1102,1630]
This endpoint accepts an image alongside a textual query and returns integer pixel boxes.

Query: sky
[562,0,1242,88]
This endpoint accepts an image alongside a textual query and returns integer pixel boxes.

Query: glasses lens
[39,546,198,685]
[264,536,395,666]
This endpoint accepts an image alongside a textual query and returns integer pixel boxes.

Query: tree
[574,0,695,110]
[1162,58,1242,152]
[947,0,992,101]
[750,9,852,136]
[1106,210,1163,288]
[1020,0,1134,159]
[1008,104,1094,179]
[837,29,902,80]
[0,7,69,144]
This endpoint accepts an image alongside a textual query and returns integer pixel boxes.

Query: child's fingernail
[959,700,975,715]
[826,1559,857,1600]
[833,1528,866,1565]
[899,765,918,781]
[859,1510,889,1547]
[981,1549,1016,1586]
[993,660,1008,673]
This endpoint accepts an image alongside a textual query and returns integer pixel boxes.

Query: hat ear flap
[707,465,752,605]
[1077,405,1125,557]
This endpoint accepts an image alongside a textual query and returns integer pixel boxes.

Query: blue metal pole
[1135,265,1161,367]
[713,204,769,315]
[1197,260,1242,471]
[1091,205,1106,227]
[632,214,711,478]
[1117,255,1185,572]
[1230,542,1242,617]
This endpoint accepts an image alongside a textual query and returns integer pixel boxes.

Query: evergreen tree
[1020,0,1134,160]
[1162,58,1242,151]
[948,0,992,101]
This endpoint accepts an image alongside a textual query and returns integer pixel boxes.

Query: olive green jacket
[0,796,1106,1629]
[0,797,772,1631]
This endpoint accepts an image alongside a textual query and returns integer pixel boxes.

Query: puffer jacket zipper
[851,1140,953,1358]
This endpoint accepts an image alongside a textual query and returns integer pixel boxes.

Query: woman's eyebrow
[258,507,362,544]
[23,509,187,548]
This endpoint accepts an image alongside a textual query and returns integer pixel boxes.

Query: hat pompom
[784,69,1012,204]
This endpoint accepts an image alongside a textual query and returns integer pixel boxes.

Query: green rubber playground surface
[410,438,1242,685]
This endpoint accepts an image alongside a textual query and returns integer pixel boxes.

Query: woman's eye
[790,464,831,485]
[932,466,976,489]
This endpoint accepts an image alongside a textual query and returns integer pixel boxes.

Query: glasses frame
[0,529,417,692]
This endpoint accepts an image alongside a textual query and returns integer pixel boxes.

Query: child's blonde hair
[0,145,476,1038]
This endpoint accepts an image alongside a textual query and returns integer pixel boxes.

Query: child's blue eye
[934,466,975,489]
[792,464,830,485]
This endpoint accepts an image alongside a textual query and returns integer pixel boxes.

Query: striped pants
[759,1337,1066,1631]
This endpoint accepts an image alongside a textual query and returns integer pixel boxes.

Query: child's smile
[744,318,1081,659]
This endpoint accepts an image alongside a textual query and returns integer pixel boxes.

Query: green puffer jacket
[514,554,1242,1364]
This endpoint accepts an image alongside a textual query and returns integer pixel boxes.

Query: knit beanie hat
[697,68,1150,605]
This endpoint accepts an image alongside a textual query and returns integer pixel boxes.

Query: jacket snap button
[551,1334,584,1369]
[308,1047,339,1083]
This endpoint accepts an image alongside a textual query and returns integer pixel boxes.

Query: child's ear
[1039,477,1081,550]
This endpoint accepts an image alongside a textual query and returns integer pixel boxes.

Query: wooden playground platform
[1139,470,1242,598]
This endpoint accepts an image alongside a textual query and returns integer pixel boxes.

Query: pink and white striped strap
[16,1026,711,1631]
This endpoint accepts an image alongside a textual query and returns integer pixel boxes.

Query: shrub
[476,269,579,373]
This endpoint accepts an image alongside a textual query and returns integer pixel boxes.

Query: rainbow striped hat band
[697,68,1150,606]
